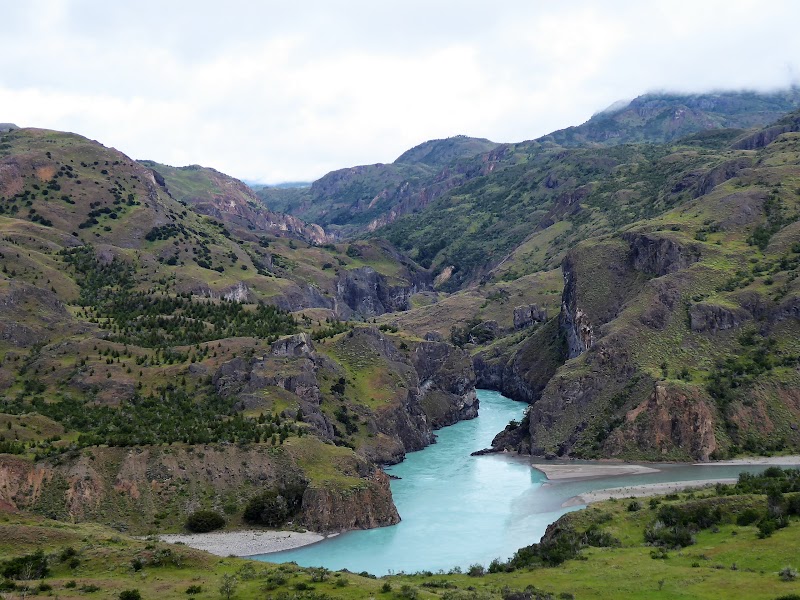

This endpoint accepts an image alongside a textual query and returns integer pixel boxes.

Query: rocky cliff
[0,441,398,533]
[335,266,432,318]
[300,469,400,531]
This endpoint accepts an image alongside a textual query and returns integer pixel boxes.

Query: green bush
[736,508,762,526]
[243,491,289,527]
[185,510,225,533]
[1,550,49,580]
[119,590,141,600]
[243,482,306,527]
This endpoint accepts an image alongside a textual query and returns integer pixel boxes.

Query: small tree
[219,575,237,600]
[119,590,142,600]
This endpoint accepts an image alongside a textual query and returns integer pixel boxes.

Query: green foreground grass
[3,481,800,600]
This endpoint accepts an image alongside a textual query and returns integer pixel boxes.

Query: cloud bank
[1,0,798,182]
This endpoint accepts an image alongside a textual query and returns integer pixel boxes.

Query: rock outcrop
[732,110,800,150]
[694,157,752,197]
[412,341,478,428]
[335,267,432,318]
[689,302,750,332]
[605,383,717,461]
[300,469,400,531]
[513,304,548,330]
[213,328,477,465]
[623,232,701,277]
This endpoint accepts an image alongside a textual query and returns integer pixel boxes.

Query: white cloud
[1,0,799,182]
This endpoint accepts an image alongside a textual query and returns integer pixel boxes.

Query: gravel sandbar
[159,530,329,557]
[562,479,737,508]
[533,463,660,480]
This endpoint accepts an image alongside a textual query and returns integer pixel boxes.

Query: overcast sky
[2,1,799,183]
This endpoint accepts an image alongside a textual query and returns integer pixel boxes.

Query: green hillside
[0,127,475,534]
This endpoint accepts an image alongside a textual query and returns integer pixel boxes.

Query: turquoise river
[255,389,794,575]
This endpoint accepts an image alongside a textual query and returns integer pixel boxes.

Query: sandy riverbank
[534,454,800,482]
[562,478,738,507]
[694,455,800,466]
[532,462,660,480]
[158,529,330,557]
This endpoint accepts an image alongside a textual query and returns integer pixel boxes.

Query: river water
[254,389,795,575]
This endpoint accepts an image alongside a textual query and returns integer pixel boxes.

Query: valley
[2,88,800,598]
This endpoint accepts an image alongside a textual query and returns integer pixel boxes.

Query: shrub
[644,521,695,549]
[736,508,762,526]
[510,528,583,568]
[185,510,225,533]
[488,557,507,573]
[119,590,141,600]
[243,491,290,527]
[243,483,306,527]
[582,525,620,548]
[186,585,203,595]
[627,500,643,512]
[219,574,237,600]
[398,584,418,599]
[59,547,78,562]
[1,550,49,580]
[779,566,798,582]
[380,582,392,593]
[757,516,788,538]
[467,563,485,577]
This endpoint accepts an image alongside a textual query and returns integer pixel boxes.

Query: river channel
[255,389,794,575]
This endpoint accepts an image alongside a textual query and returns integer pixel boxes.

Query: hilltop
[540,88,800,146]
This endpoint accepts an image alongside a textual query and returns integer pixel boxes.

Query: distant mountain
[253,135,500,235]
[538,88,800,146]
[264,89,800,241]
[0,123,17,133]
